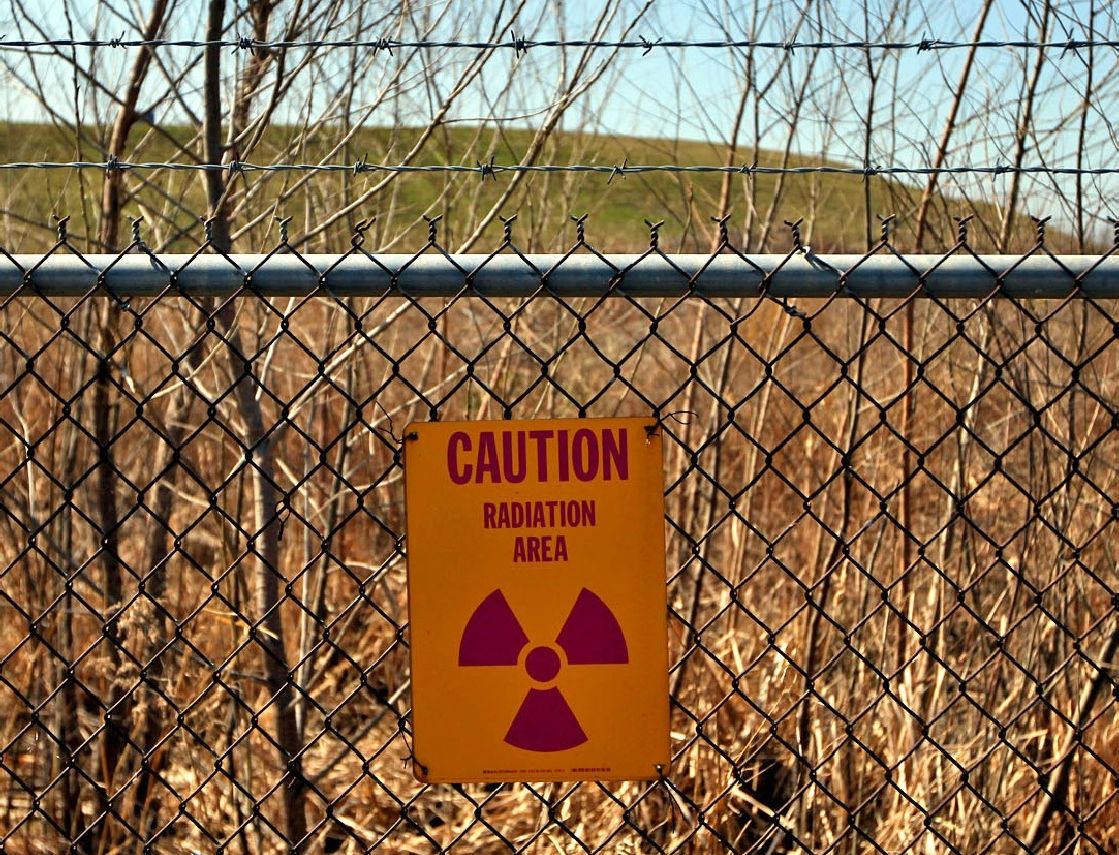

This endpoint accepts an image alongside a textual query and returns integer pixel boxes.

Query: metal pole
[2,253,1117,298]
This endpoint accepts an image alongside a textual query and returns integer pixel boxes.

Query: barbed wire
[2,35,1117,54]
[0,159,1115,178]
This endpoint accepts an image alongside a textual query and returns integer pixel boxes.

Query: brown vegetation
[1,247,1118,850]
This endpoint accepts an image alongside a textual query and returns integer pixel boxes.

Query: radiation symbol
[458,588,628,752]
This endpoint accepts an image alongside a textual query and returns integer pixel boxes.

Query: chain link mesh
[0,219,1117,853]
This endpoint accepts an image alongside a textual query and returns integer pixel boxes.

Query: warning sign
[404,418,669,783]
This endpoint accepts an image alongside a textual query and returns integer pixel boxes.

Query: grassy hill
[0,121,1058,254]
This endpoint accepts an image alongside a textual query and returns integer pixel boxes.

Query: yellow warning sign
[404,417,669,783]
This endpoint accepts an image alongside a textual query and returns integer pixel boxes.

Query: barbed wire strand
[1,36,1117,53]
[0,160,1115,178]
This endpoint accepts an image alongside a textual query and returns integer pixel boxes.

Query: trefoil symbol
[458,588,628,751]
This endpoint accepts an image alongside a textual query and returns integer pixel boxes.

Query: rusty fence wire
[1,216,1119,854]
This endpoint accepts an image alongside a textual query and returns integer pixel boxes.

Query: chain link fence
[1,217,1118,853]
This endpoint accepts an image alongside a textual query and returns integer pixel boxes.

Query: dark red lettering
[448,431,472,484]
[502,431,527,483]
[580,499,596,526]
[572,428,598,481]
[475,432,501,483]
[557,430,570,481]
[601,429,629,480]
[529,430,552,480]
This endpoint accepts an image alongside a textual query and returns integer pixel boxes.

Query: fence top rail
[1,252,1117,299]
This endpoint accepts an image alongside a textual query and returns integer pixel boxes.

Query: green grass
[0,120,1060,254]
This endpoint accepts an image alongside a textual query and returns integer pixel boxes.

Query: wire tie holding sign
[647,409,696,437]
[656,764,696,824]
[374,400,402,446]
[400,727,430,779]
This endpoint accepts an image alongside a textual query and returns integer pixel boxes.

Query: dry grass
[1,224,1118,853]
